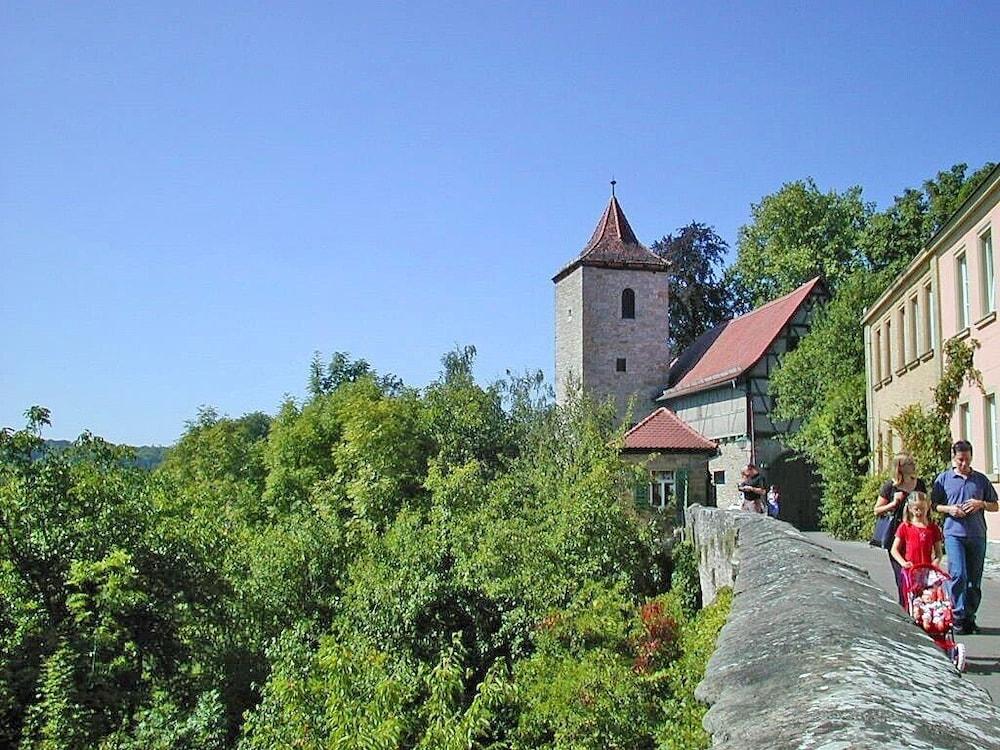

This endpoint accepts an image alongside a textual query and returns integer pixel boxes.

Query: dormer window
[621,288,635,319]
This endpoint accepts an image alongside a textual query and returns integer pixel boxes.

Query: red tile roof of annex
[660,276,823,400]
[623,407,717,452]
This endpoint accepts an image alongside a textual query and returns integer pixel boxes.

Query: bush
[654,587,733,750]
[839,473,887,542]
[669,539,701,617]
[512,584,663,750]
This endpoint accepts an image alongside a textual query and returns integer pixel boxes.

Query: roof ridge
[624,407,667,436]
[583,195,643,254]
[623,407,717,451]
[735,276,821,320]
[553,194,667,282]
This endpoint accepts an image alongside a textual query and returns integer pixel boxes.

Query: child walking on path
[891,492,944,574]
[874,454,927,606]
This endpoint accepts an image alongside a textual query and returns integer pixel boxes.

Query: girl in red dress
[891,492,943,571]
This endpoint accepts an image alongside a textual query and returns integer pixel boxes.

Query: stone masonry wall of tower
[580,265,670,424]
[554,266,584,406]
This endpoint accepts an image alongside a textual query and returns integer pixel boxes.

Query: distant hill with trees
[43,439,169,470]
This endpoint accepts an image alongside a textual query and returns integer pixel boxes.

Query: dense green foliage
[726,178,870,308]
[650,222,744,351]
[754,162,996,538]
[2,352,729,749]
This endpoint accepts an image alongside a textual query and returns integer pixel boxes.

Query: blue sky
[2,2,997,445]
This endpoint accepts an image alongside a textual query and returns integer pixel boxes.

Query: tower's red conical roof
[553,194,669,282]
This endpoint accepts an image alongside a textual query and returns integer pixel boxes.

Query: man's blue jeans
[944,534,986,623]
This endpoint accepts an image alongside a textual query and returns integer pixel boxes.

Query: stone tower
[553,190,670,424]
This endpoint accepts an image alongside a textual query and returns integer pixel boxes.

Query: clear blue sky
[3,2,997,445]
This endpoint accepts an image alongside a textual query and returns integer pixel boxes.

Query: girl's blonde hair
[892,453,917,485]
[904,491,930,524]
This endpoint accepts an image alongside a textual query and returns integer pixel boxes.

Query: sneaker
[955,643,967,672]
[954,621,974,636]
[968,620,981,634]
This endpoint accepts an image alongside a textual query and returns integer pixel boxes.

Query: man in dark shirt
[931,440,999,634]
[739,464,767,513]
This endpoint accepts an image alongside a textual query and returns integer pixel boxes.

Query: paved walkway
[805,532,1000,703]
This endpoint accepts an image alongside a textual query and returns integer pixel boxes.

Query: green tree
[239,631,511,750]
[650,223,743,351]
[308,350,403,398]
[923,162,997,235]
[0,409,217,748]
[769,162,996,538]
[423,345,516,476]
[727,178,871,306]
[860,162,996,273]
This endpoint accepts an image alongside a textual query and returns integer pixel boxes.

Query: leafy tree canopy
[651,222,743,352]
[727,178,870,307]
[767,161,996,539]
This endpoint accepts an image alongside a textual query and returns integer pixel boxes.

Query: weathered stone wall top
[687,506,1000,750]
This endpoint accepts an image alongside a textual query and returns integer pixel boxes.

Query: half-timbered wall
[664,286,825,516]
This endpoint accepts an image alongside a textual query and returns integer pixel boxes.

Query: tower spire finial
[610,177,616,197]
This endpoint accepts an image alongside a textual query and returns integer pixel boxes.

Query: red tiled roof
[659,277,825,400]
[623,407,717,451]
[553,195,669,282]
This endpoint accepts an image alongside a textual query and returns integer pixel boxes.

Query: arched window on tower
[621,288,635,319]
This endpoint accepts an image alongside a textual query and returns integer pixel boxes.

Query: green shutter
[633,482,648,509]
[675,469,689,524]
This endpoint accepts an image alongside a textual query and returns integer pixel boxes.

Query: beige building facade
[863,165,1000,543]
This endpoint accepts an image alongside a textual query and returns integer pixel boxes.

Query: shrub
[633,600,681,675]
[669,539,702,617]
[654,587,732,750]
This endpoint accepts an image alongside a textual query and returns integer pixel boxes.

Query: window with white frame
[921,284,932,354]
[980,228,995,316]
[896,306,905,369]
[884,319,892,375]
[957,252,970,329]
[985,394,998,474]
[908,296,918,362]
[873,328,882,381]
[959,402,972,441]
[649,470,675,510]
[927,284,938,351]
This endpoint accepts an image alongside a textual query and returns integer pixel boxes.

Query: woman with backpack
[873,453,927,607]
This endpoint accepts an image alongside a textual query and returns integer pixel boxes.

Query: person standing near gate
[738,463,767,513]
[931,440,999,634]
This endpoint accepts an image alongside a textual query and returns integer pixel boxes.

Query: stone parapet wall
[686,506,1000,750]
